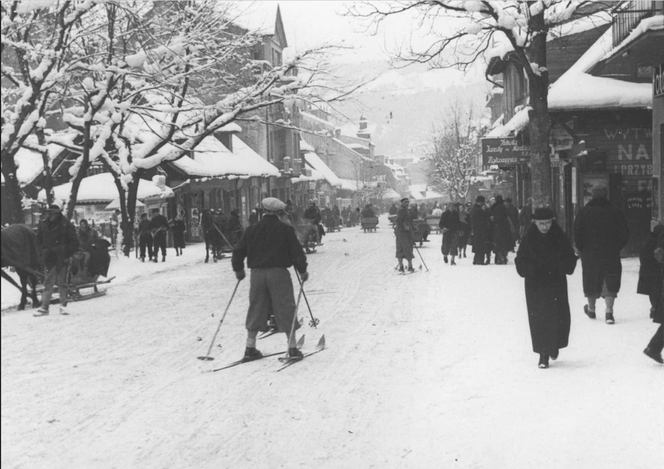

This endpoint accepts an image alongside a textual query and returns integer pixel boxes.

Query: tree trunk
[528,8,552,210]
[1,166,25,224]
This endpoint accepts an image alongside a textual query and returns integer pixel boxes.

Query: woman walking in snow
[439,202,461,265]
[515,207,578,369]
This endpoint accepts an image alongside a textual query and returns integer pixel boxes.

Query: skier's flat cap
[262,197,286,212]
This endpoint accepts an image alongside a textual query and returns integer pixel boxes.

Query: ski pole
[286,283,304,358]
[197,279,241,361]
[413,244,429,272]
[295,270,319,328]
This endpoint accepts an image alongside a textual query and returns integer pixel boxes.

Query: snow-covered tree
[348,0,612,209]
[1,0,101,223]
[426,99,482,201]
[2,1,363,254]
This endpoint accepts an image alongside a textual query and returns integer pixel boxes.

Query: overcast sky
[253,1,426,64]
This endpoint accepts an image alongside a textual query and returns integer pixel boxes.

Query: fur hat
[400,197,409,203]
[262,197,286,212]
[475,195,485,203]
[495,195,504,203]
[532,207,555,220]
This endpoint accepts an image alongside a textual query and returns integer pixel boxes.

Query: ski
[258,329,280,340]
[398,266,423,275]
[276,335,325,372]
[209,335,304,372]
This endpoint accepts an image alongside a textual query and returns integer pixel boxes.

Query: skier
[515,207,578,369]
[232,197,309,361]
[395,197,415,272]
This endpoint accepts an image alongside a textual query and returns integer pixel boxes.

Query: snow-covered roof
[338,178,360,191]
[290,169,324,184]
[346,142,369,150]
[382,188,401,200]
[168,135,279,179]
[12,133,75,186]
[485,107,531,138]
[299,138,315,152]
[232,3,277,35]
[39,172,173,204]
[549,26,652,110]
[303,153,341,188]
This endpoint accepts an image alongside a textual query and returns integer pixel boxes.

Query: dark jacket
[303,206,321,224]
[506,203,519,237]
[515,222,578,355]
[574,197,629,294]
[137,219,152,238]
[361,207,376,218]
[470,203,489,252]
[637,228,664,296]
[232,214,307,274]
[395,205,413,235]
[169,219,186,248]
[77,226,98,245]
[491,201,514,252]
[150,214,169,238]
[439,210,461,232]
[37,213,80,268]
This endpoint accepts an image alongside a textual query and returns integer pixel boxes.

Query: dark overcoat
[439,210,461,256]
[573,198,629,295]
[515,222,578,355]
[37,213,80,268]
[637,229,663,296]
[491,201,514,253]
[470,203,489,253]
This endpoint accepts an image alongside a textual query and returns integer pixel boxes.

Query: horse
[201,209,224,263]
[1,224,43,310]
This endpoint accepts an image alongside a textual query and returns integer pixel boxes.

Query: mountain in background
[330,61,490,162]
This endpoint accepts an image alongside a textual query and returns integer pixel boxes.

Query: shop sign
[481,138,530,166]
[654,63,664,98]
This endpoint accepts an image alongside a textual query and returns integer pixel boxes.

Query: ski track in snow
[1,214,662,469]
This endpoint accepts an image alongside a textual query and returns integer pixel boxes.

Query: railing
[612,0,660,47]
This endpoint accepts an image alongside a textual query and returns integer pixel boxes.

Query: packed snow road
[2,215,661,469]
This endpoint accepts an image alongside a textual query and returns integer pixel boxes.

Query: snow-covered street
[2,215,661,469]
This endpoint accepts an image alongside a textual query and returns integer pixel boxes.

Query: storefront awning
[303,152,341,188]
[38,172,174,204]
[168,135,280,178]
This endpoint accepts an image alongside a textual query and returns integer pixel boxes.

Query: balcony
[612,0,661,48]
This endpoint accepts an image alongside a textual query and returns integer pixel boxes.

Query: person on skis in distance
[395,197,415,272]
[515,207,578,369]
[232,197,309,361]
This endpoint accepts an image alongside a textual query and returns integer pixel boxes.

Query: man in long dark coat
[574,183,629,324]
[470,195,489,265]
[515,207,578,369]
[34,203,80,316]
[395,197,415,272]
[439,202,461,265]
[644,231,664,364]
[490,195,514,264]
